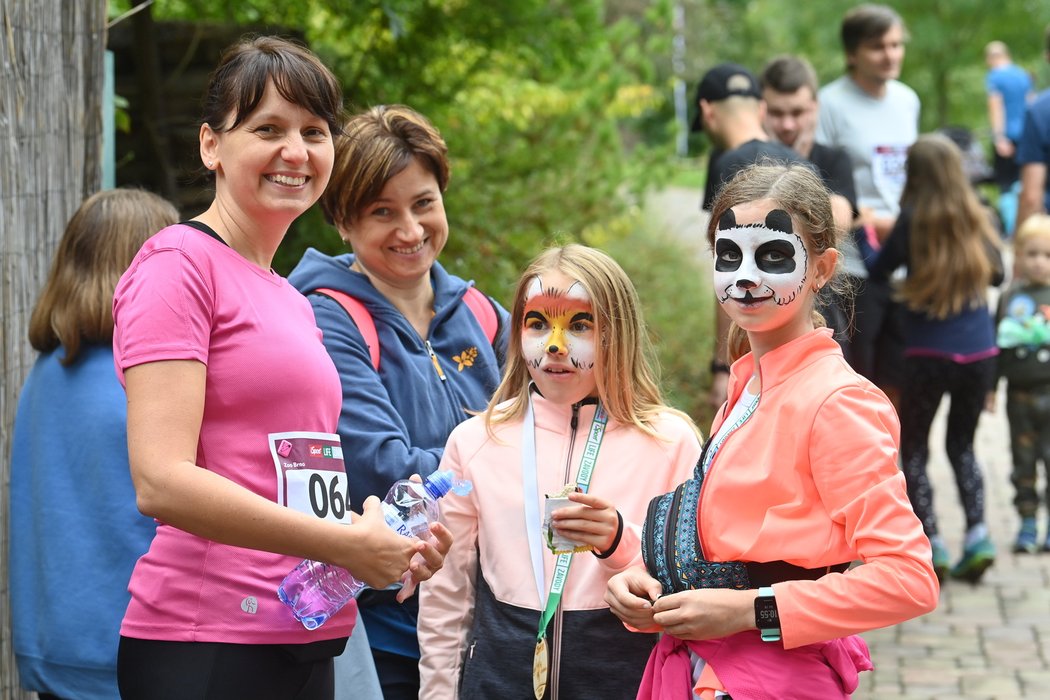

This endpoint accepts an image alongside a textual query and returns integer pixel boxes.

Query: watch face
[756,603,779,625]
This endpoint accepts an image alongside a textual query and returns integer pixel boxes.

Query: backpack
[311,286,499,371]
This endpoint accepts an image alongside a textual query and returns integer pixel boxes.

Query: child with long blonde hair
[867,132,1004,583]
[417,244,701,699]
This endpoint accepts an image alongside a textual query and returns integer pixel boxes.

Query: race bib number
[872,144,909,205]
[269,431,351,524]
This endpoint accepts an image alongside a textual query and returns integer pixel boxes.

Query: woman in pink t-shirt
[112,36,450,700]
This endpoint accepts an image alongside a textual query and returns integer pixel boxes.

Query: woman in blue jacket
[10,189,178,700]
[288,104,509,700]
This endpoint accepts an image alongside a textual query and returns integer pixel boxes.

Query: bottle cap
[424,469,473,499]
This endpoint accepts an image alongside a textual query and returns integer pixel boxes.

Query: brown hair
[841,4,905,55]
[897,134,1001,319]
[484,244,697,439]
[200,35,343,138]
[707,162,843,362]
[28,189,179,364]
[321,105,450,229]
[760,55,819,97]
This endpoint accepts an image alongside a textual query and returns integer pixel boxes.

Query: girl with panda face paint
[606,164,939,700]
[713,201,828,363]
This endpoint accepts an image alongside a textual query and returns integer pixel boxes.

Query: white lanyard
[521,392,608,604]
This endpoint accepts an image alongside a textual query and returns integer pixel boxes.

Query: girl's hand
[650,588,755,641]
[605,566,663,632]
[349,496,420,589]
[552,491,620,552]
[396,521,454,602]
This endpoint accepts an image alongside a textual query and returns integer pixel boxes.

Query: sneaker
[931,541,951,583]
[1014,518,1038,554]
[949,537,996,583]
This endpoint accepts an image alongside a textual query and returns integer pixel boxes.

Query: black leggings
[899,355,995,538]
[118,636,346,700]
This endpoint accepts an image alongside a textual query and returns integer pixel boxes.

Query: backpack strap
[312,288,381,371]
[311,285,497,373]
[462,286,499,344]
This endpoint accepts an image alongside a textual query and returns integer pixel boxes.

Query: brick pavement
[855,386,1050,700]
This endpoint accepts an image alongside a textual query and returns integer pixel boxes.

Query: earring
[207,161,214,168]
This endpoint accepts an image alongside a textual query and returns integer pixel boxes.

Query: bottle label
[381,501,414,537]
[268,431,351,524]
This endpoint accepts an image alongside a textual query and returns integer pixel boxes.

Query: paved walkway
[855,389,1050,700]
[648,186,1049,699]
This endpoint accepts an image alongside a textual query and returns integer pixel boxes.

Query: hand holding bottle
[279,469,470,629]
[349,495,424,589]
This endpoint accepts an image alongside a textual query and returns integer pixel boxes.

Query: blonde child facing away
[418,244,702,699]
[996,214,1050,552]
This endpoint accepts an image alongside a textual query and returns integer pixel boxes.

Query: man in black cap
[695,63,807,409]
[696,62,805,212]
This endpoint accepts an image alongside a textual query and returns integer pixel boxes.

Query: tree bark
[0,1,106,697]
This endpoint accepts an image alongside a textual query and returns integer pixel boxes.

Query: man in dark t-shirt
[694,63,807,212]
[759,54,860,367]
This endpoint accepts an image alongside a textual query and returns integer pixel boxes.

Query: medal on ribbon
[533,636,549,699]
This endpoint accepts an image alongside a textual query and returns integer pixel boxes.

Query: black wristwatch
[754,586,781,642]
[709,358,731,375]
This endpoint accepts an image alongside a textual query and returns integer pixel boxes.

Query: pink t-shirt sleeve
[113,233,212,384]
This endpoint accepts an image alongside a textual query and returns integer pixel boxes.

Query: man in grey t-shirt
[816,3,919,407]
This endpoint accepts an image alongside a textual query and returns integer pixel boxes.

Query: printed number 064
[309,473,347,520]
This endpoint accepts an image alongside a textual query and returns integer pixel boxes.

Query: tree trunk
[0,1,106,698]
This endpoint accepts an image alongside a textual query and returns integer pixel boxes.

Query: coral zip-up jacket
[705,328,939,649]
[418,395,701,698]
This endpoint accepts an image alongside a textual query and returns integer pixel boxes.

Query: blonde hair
[706,162,844,362]
[1015,214,1050,278]
[484,244,697,438]
[28,189,179,364]
[897,133,1001,319]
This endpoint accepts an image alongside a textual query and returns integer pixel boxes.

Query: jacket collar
[724,327,839,409]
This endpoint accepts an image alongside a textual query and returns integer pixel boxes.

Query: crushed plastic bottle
[278,469,472,630]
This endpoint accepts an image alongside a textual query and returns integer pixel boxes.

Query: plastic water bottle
[278,469,472,630]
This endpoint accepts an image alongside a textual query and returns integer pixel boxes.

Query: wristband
[594,510,623,559]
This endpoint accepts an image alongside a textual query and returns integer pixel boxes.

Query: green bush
[599,208,716,430]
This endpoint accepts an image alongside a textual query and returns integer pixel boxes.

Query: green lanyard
[522,393,608,698]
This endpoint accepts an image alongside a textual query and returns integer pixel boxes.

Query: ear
[765,209,794,234]
[700,99,716,128]
[812,247,839,288]
[336,223,357,248]
[718,209,737,230]
[199,123,219,170]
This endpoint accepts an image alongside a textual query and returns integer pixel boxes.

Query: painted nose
[736,278,757,290]
[546,327,568,355]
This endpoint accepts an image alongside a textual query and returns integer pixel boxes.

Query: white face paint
[713,207,808,309]
[520,270,598,404]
